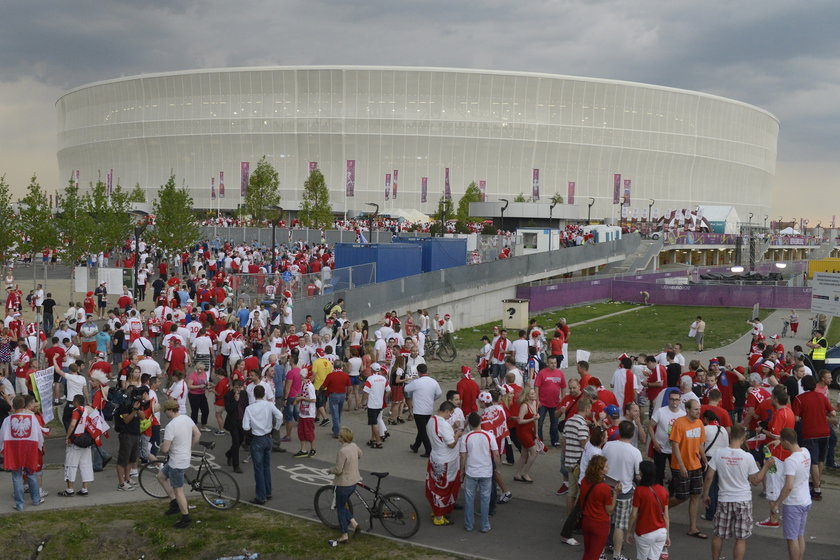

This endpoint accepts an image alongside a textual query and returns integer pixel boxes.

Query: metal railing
[230,262,376,305]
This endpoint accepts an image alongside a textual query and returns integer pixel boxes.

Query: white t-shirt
[708,446,758,503]
[347,357,362,377]
[428,415,459,464]
[363,373,389,409]
[165,414,197,469]
[511,339,530,364]
[65,372,87,401]
[579,442,604,483]
[299,382,316,418]
[167,379,188,414]
[782,449,812,506]
[703,425,729,458]
[459,429,498,478]
[137,357,162,377]
[651,406,686,454]
[193,335,213,355]
[447,407,466,431]
[508,367,523,387]
[602,440,642,493]
[679,391,700,411]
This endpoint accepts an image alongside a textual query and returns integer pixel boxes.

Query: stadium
[56,66,778,220]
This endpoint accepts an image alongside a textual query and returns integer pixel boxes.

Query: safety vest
[810,337,827,361]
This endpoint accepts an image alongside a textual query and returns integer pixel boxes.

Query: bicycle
[781,320,789,338]
[424,337,457,363]
[314,471,420,538]
[138,440,240,510]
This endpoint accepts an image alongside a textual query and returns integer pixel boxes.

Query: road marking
[277,463,333,486]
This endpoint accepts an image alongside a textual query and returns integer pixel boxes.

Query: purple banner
[107,169,113,196]
[479,180,486,202]
[385,173,391,200]
[613,173,621,204]
[393,169,398,199]
[664,232,739,245]
[532,169,540,201]
[309,161,318,172]
[444,168,451,201]
[568,181,575,205]
[75,170,80,189]
[623,179,631,206]
[345,160,355,197]
[211,177,216,200]
[421,177,428,203]
[240,162,250,197]
[219,171,225,198]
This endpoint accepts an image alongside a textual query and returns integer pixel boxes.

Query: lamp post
[499,198,509,233]
[648,199,655,235]
[269,205,283,271]
[748,212,753,224]
[549,200,558,251]
[129,209,149,302]
[587,197,595,224]
[763,215,768,229]
[366,203,379,243]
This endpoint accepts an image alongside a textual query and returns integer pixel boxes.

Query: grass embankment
[0,500,457,560]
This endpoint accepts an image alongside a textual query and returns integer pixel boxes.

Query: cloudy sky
[1,0,838,224]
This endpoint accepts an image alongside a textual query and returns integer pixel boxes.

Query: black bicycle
[314,471,420,538]
[138,440,240,510]
[425,337,457,363]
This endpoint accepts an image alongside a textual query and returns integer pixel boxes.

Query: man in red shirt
[534,356,567,447]
[166,338,190,377]
[792,375,836,501]
[700,389,732,430]
[322,362,351,438]
[1,395,45,510]
[456,366,480,416]
[43,337,66,404]
[756,386,795,527]
[741,373,771,433]
[642,355,666,417]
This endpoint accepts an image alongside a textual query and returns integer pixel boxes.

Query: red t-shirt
[745,387,771,430]
[43,346,66,370]
[322,370,351,395]
[168,346,188,372]
[768,406,795,461]
[558,393,583,419]
[550,336,565,356]
[700,404,732,428]
[793,391,834,439]
[580,480,613,523]
[243,356,260,373]
[457,377,480,415]
[632,485,669,535]
[646,365,666,401]
[214,377,230,406]
[597,389,619,407]
[534,368,566,408]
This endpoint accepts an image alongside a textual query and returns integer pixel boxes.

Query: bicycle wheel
[438,341,457,363]
[138,460,169,499]
[377,492,420,538]
[199,468,240,510]
[314,485,356,529]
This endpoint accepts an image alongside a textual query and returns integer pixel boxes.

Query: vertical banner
[75,170,80,189]
[385,173,391,200]
[345,160,355,197]
[219,171,225,198]
[613,173,621,204]
[421,177,428,203]
[623,179,632,206]
[309,161,318,172]
[567,181,575,205]
[107,169,113,196]
[392,169,398,199]
[240,162,250,197]
[621,205,628,219]
[444,168,451,200]
[532,169,540,201]
[211,177,216,200]
[632,207,639,219]
[479,180,486,202]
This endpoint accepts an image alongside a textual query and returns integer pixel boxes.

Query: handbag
[574,481,601,530]
[71,431,95,448]
[535,438,547,455]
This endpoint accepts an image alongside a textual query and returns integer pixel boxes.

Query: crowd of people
[0,249,836,559]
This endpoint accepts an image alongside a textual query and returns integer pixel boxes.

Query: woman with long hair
[513,386,539,483]
[627,460,669,560]
[387,355,407,424]
[580,454,617,560]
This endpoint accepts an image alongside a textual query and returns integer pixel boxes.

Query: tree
[151,174,200,256]
[17,175,59,286]
[128,183,146,203]
[550,193,564,206]
[0,175,16,266]
[242,156,281,221]
[514,192,527,203]
[456,181,482,223]
[299,169,333,228]
[56,176,95,267]
[82,179,132,251]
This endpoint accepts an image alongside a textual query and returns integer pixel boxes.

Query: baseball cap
[370,363,382,371]
[605,404,620,417]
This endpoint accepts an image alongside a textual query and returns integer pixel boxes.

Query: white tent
[779,226,800,235]
[381,208,431,223]
[697,205,740,234]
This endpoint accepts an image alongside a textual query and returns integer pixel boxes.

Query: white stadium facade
[56,66,778,220]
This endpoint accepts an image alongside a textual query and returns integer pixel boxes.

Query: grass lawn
[569,305,773,353]
[453,301,640,352]
[825,316,839,346]
[0,499,456,560]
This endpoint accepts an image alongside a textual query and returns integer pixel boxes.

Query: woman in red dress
[514,387,539,483]
[580,454,618,560]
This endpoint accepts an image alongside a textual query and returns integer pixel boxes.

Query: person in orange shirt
[669,399,707,539]
[756,386,795,528]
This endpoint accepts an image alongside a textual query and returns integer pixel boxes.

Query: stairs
[607,238,663,274]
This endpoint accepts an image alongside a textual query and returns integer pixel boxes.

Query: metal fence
[229,262,376,306]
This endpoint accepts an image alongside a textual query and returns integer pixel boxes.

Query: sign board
[30,367,55,424]
[811,272,840,317]
[94,267,125,294]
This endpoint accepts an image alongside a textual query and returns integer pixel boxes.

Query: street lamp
[648,199,655,235]
[129,209,149,302]
[549,199,558,251]
[748,213,753,224]
[763,215,768,229]
[365,203,379,243]
[587,197,595,224]
[269,205,283,271]
[499,198,509,233]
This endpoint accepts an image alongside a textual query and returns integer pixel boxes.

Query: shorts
[98,300,107,308]
[367,407,382,426]
[480,367,490,378]
[161,462,186,489]
[803,437,829,464]
[670,468,703,500]
[117,432,139,466]
[315,391,326,409]
[782,504,811,540]
[350,375,362,386]
[81,341,97,354]
[297,417,315,442]
[612,492,633,529]
[714,500,753,540]
[283,400,300,422]
[765,467,785,501]
[54,371,62,383]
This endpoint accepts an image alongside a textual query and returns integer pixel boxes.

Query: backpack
[323,301,334,317]
[98,388,118,421]
[108,387,131,430]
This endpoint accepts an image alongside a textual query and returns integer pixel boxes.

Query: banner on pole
[568,181,575,205]
[75,170,80,189]
[444,168,451,201]
[211,177,216,200]
[479,180,486,202]
[421,177,428,203]
[240,162,250,197]
[385,173,391,200]
[613,174,621,204]
[392,170,398,199]
[219,171,225,198]
[309,161,318,172]
[623,179,632,206]
[107,169,113,196]
[30,367,55,424]
[345,160,355,197]
[532,169,540,201]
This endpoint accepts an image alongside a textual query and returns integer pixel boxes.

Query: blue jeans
[335,484,356,534]
[250,434,272,501]
[464,475,492,532]
[537,406,559,446]
[328,393,346,437]
[12,468,40,510]
[490,364,505,384]
[705,471,719,519]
